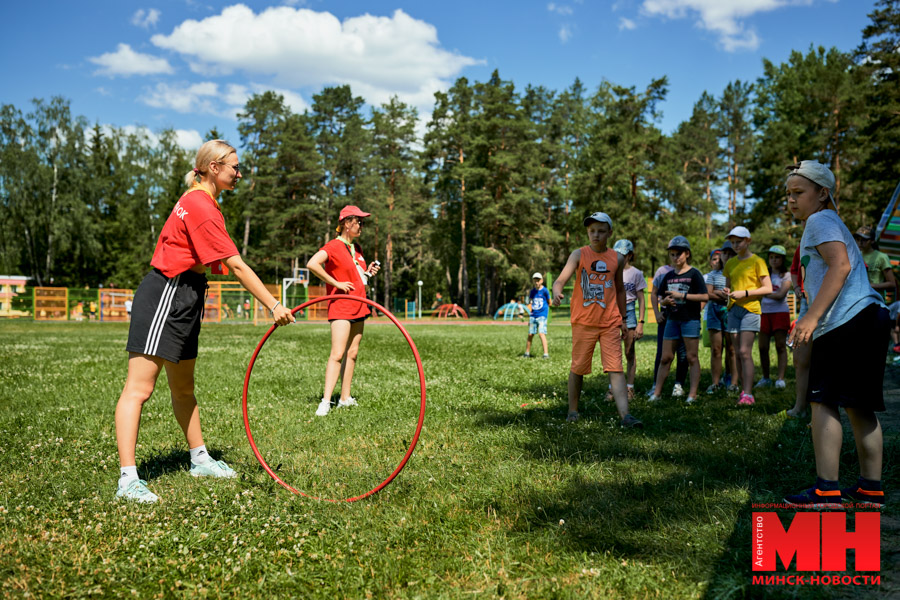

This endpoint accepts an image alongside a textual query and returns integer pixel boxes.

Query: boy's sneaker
[727,384,741,392]
[672,383,685,398]
[754,378,773,389]
[621,414,643,428]
[190,459,237,478]
[706,383,723,394]
[522,352,531,358]
[646,392,661,402]
[783,484,844,511]
[542,353,550,359]
[685,396,697,405]
[841,483,885,510]
[738,392,755,405]
[315,398,332,416]
[775,379,786,390]
[338,396,358,408]
[116,479,158,504]
[566,411,580,423]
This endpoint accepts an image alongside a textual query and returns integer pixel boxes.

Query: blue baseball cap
[668,235,691,250]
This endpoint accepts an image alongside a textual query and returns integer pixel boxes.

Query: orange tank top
[570,245,622,328]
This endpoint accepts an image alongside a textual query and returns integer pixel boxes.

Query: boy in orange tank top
[552,212,643,428]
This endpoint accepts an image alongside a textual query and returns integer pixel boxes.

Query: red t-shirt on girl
[320,238,371,320]
[150,187,239,277]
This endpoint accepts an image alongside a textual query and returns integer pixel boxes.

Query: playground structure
[0,276,29,318]
[494,301,527,321]
[433,304,468,319]
[875,180,900,266]
[205,281,281,325]
[98,289,134,322]
[34,287,68,321]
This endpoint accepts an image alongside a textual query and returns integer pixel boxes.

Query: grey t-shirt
[800,209,883,339]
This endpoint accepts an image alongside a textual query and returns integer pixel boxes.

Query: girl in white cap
[756,245,792,389]
[722,226,773,405]
[783,160,888,510]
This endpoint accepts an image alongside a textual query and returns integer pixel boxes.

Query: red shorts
[570,323,623,375]
[760,312,790,335]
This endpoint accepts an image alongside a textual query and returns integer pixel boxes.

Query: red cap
[339,205,371,221]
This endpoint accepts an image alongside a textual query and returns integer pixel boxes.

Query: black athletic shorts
[807,303,890,411]
[126,268,208,363]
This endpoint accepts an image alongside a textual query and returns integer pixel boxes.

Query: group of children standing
[525,160,887,509]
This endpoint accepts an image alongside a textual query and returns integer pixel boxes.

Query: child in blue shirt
[524,273,551,358]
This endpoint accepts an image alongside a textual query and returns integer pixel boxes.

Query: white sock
[627,384,634,389]
[190,445,211,464]
[119,465,138,485]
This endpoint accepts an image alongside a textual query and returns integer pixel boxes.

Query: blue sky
[1,0,876,150]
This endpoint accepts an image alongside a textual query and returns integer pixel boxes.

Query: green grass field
[0,320,895,599]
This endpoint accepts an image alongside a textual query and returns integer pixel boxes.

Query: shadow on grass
[137,446,231,481]
[468,369,841,597]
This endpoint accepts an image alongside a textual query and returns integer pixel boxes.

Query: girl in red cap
[307,205,381,416]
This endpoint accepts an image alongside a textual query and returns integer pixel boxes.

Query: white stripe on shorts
[144,274,180,356]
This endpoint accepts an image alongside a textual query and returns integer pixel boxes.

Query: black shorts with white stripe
[126,268,208,363]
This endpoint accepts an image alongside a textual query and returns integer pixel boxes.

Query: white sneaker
[116,478,159,504]
[647,393,661,402]
[338,396,358,408]
[315,399,331,416]
[672,383,685,398]
[775,379,786,390]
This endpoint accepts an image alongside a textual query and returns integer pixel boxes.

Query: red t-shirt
[321,238,370,320]
[150,187,239,277]
[790,245,804,294]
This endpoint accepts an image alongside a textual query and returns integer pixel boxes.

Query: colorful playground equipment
[493,301,527,321]
[433,303,468,319]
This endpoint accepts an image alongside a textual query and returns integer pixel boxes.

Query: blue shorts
[624,301,637,329]
[664,318,701,340]
[706,303,727,331]
[727,305,761,333]
[529,316,548,335]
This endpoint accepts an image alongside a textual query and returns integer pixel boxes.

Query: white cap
[532,272,543,280]
[786,161,838,209]
[583,212,613,228]
[726,226,751,239]
[613,239,634,255]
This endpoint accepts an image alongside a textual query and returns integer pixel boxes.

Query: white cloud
[93,124,203,153]
[559,25,573,43]
[141,80,310,120]
[619,17,637,30]
[131,9,161,29]
[640,0,814,51]
[89,43,174,77]
[143,81,221,114]
[173,129,204,150]
[149,5,482,116]
[547,3,574,16]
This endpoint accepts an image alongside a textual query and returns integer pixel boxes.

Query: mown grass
[0,320,895,599]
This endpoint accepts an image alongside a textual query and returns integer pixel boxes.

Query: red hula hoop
[242,295,426,502]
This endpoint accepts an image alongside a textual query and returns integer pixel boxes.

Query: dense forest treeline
[1,1,898,315]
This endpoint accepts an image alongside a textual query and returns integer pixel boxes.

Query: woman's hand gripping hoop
[242,294,426,502]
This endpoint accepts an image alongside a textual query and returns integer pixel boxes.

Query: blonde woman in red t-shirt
[115,140,295,504]
[307,206,381,417]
